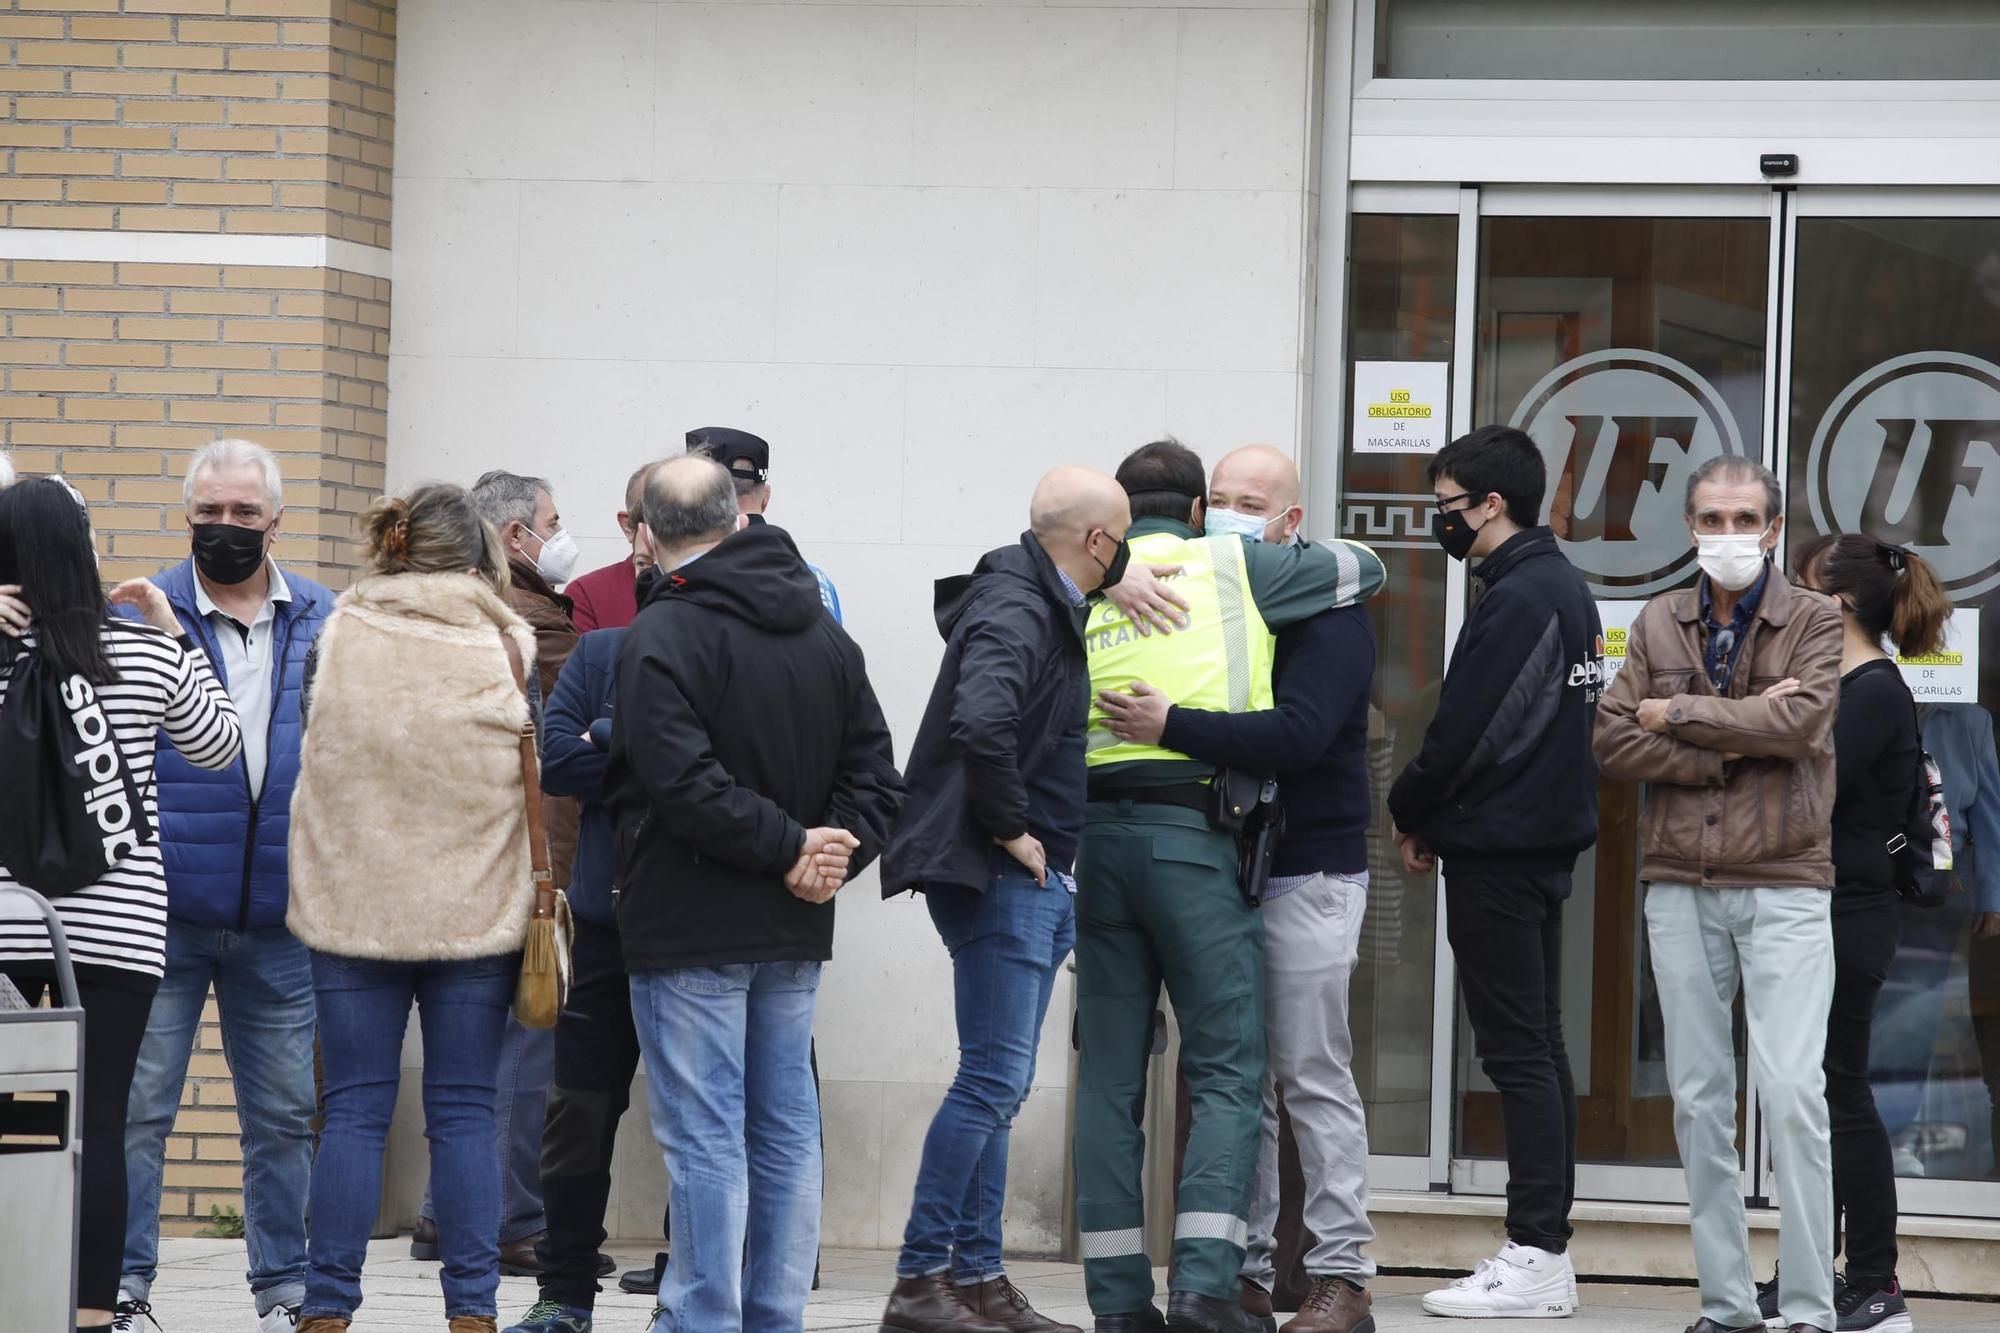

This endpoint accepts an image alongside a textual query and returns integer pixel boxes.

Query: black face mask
[1092,532,1132,592]
[635,563,664,605]
[191,521,270,586]
[1432,496,1496,564]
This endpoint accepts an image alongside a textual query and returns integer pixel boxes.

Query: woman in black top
[1781,534,1951,1333]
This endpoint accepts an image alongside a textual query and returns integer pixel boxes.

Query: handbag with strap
[502,633,573,1029]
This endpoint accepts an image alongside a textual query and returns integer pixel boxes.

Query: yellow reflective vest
[1085,529,1276,771]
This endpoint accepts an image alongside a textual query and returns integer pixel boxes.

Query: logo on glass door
[1510,348,1747,598]
[1806,352,2000,604]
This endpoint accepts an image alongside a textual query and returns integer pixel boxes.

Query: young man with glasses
[1389,425,1603,1321]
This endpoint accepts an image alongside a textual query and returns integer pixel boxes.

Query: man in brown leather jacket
[1594,456,1843,1333]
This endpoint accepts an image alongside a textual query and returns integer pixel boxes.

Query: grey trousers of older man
[1645,883,1836,1333]
[1241,871,1378,1293]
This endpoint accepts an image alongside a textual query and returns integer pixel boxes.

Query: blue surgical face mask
[1205,506,1283,543]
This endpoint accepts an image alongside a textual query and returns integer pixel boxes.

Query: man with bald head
[608,454,905,1333]
[1095,443,1378,1333]
[876,466,1133,1333]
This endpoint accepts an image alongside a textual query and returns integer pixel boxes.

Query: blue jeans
[301,950,517,1322]
[121,923,316,1315]
[631,960,823,1333]
[420,1014,553,1243]
[898,862,1076,1282]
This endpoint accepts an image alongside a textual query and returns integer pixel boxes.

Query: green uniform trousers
[1072,801,1267,1314]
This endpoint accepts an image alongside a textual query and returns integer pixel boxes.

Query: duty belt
[1085,782,1211,813]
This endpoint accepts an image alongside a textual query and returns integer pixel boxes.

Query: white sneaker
[112,1293,159,1333]
[1422,1242,1577,1319]
[255,1305,299,1332]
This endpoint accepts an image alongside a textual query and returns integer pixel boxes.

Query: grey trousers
[1646,883,1835,1333]
[1241,872,1378,1290]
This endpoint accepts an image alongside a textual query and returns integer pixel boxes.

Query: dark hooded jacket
[606,521,903,971]
[881,532,1090,897]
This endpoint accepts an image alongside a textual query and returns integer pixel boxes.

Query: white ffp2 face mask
[530,526,580,585]
[1204,506,1279,543]
[1694,527,1770,592]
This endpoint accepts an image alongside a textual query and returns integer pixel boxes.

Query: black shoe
[410,1217,439,1261]
[619,1253,666,1296]
[1758,1272,1782,1327]
[1684,1321,1767,1333]
[1166,1291,1267,1333]
[1835,1276,1912,1333]
[1095,1309,1167,1333]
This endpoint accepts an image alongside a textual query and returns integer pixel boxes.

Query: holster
[1212,768,1283,908]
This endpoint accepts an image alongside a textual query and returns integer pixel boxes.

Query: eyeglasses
[1433,490,1486,513]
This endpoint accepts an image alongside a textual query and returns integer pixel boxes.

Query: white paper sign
[1352,361,1449,454]
[1596,600,1648,689]
[1898,607,1979,702]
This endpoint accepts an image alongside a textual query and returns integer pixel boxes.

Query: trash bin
[0,886,85,1329]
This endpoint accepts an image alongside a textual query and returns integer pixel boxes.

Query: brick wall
[159,995,247,1237]
[1,257,389,586]
[0,0,395,246]
[2,0,397,1234]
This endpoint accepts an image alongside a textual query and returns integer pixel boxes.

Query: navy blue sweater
[1161,603,1376,877]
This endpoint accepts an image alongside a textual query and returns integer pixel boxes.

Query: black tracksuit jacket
[1388,526,1602,873]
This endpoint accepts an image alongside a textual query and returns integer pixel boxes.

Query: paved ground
[148,1238,1997,1331]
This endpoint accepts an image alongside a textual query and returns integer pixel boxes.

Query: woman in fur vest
[288,484,538,1333]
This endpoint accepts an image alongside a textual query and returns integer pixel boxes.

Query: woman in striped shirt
[0,477,242,1332]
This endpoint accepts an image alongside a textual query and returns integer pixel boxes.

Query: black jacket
[1831,659,1918,913]
[881,533,1090,896]
[1388,526,1601,873]
[606,523,904,970]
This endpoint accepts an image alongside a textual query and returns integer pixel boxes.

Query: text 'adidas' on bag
[0,647,152,896]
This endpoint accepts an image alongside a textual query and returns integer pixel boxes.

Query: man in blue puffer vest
[115,440,331,1333]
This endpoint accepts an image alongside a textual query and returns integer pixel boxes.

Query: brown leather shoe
[1239,1280,1276,1332]
[298,1320,350,1333]
[1282,1278,1373,1333]
[879,1273,1013,1332]
[447,1318,498,1333]
[963,1275,1085,1332]
[497,1233,546,1276]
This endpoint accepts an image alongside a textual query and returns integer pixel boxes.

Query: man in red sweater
[565,461,658,632]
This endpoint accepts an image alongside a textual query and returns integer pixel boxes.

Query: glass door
[1449,187,1781,1204]
[1777,192,2000,1220]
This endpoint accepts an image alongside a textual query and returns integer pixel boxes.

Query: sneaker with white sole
[1834,1277,1914,1333]
[257,1305,301,1332]
[1421,1242,1577,1319]
[112,1295,161,1333]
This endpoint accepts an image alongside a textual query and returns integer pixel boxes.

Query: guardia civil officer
[1073,440,1385,1333]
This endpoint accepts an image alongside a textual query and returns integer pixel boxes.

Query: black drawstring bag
[0,648,153,896]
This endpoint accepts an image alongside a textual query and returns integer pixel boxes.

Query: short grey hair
[1685,454,1781,525]
[184,437,283,511]
[643,457,739,544]
[0,450,14,489]
[469,469,550,534]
